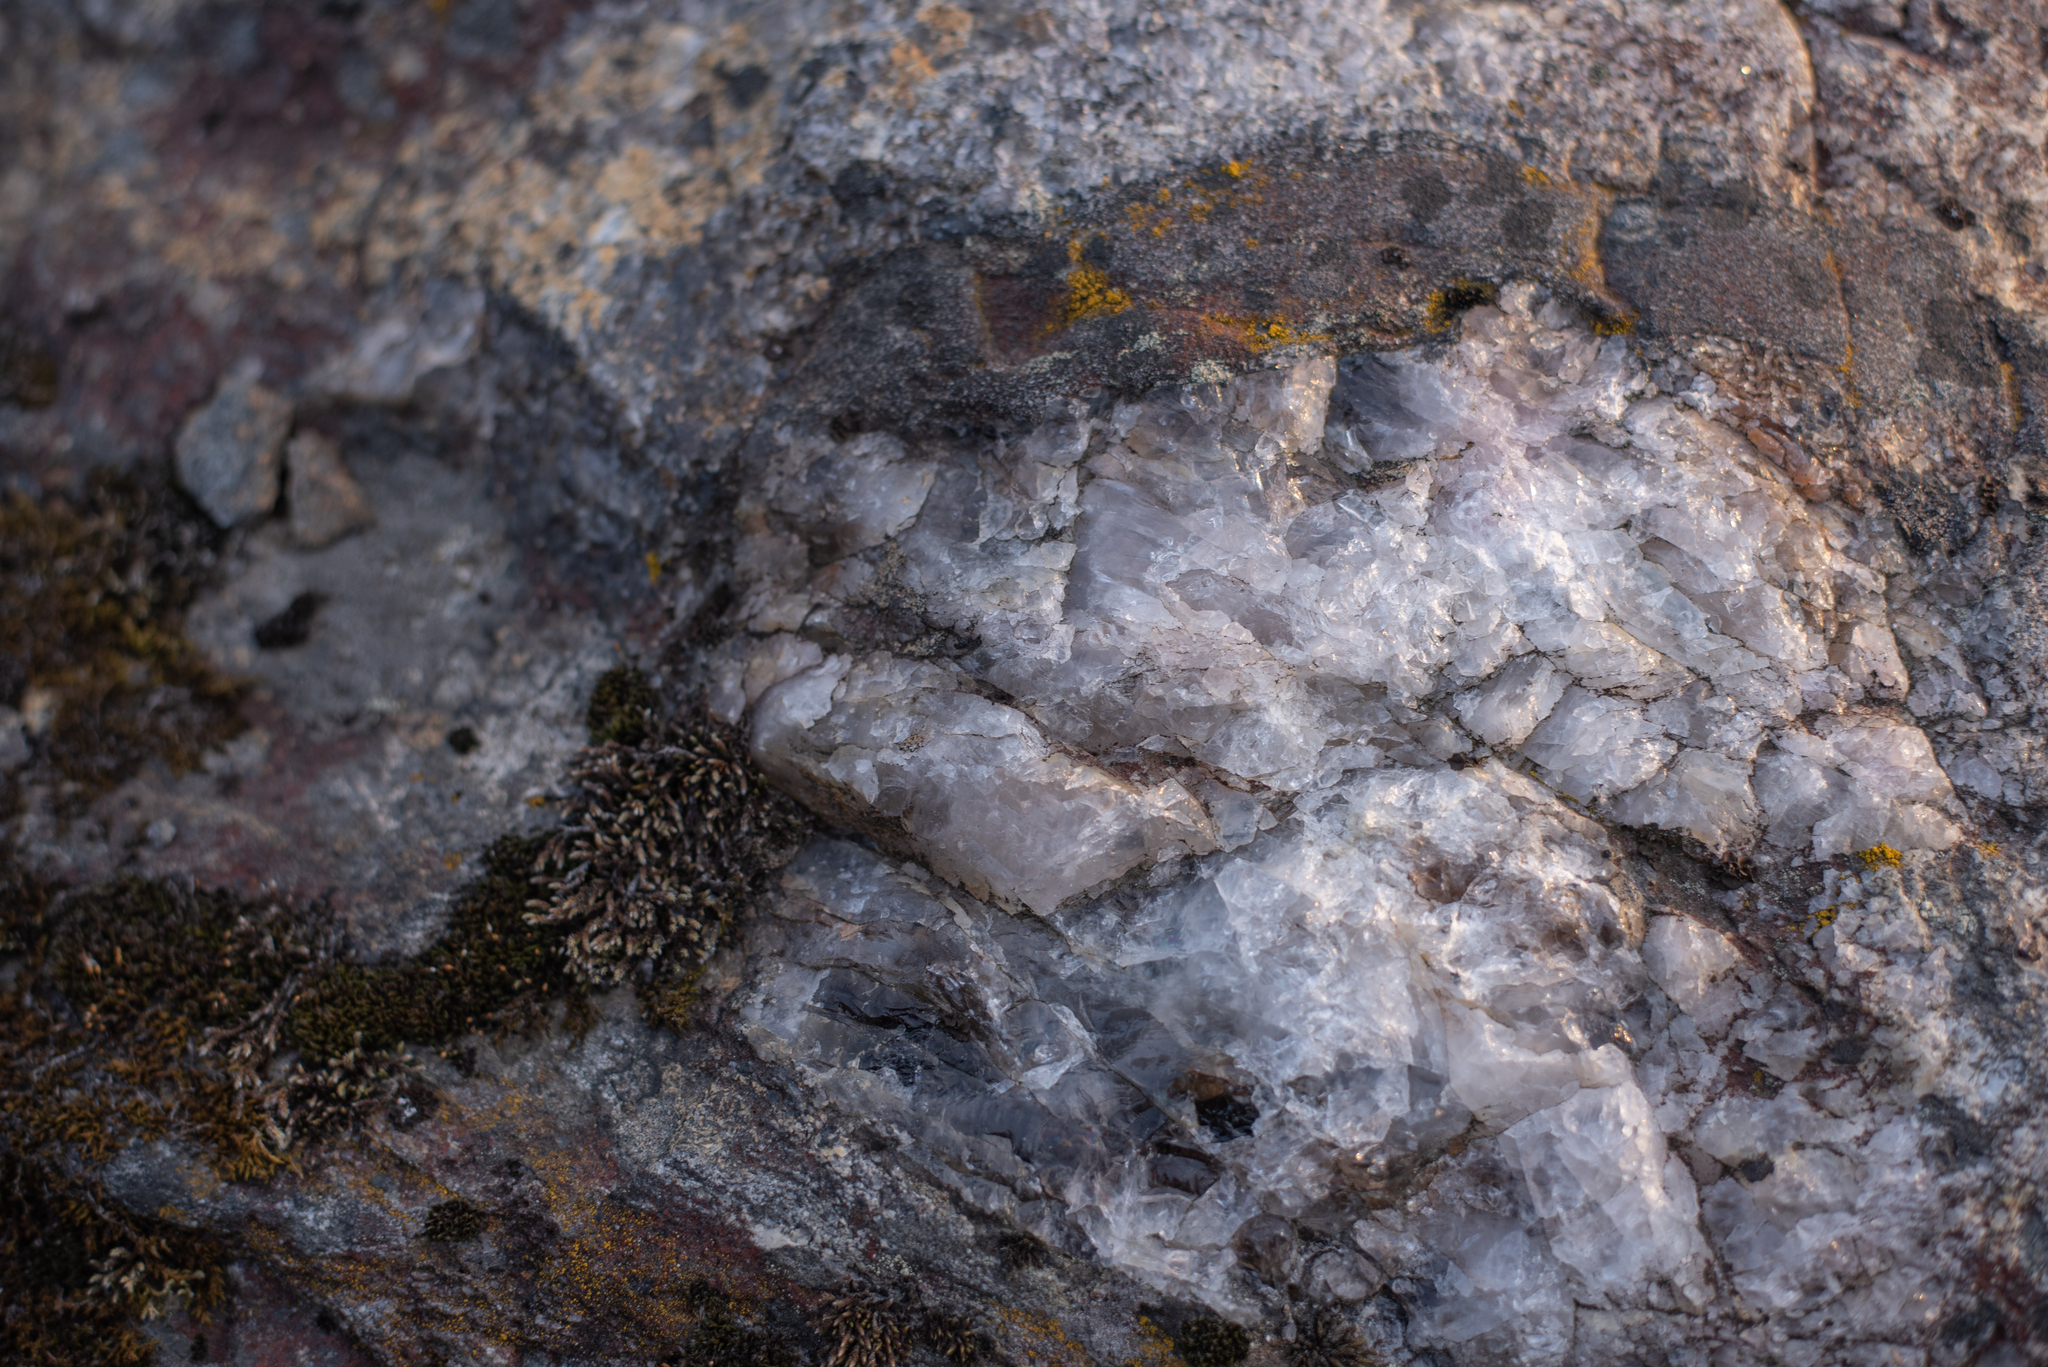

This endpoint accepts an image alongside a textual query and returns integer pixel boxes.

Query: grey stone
[285,431,374,548]
[172,361,290,528]
[7,0,2048,1361]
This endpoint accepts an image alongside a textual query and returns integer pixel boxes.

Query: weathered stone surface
[5,0,2048,1363]
[173,362,292,528]
[285,431,374,549]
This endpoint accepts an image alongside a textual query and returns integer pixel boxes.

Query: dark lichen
[0,468,244,813]
[528,717,807,987]
[0,334,59,408]
[1173,1318,1251,1367]
[994,1230,1054,1270]
[421,1198,490,1243]
[586,663,660,746]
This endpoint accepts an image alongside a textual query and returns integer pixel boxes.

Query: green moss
[1174,1319,1250,1367]
[288,834,581,1062]
[0,469,245,813]
[586,664,659,746]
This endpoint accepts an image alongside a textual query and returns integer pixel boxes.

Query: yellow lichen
[1858,844,1904,870]
[1059,240,1132,326]
[1205,314,1330,352]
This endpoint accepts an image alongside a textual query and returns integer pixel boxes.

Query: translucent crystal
[729,283,1978,1352]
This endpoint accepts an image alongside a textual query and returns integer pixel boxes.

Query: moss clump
[39,874,316,1179]
[920,1308,985,1363]
[821,1290,913,1367]
[663,1294,799,1367]
[267,1045,425,1145]
[420,1198,489,1243]
[0,469,244,813]
[528,719,807,987]
[288,834,581,1062]
[1425,278,1500,331]
[1174,1318,1251,1367]
[682,1309,796,1367]
[1287,1309,1373,1367]
[0,858,300,1366]
[586,664,660,746]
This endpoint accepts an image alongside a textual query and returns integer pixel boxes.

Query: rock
[285,432,374,549]
[6,0,2048,1362]
[173,361,291,528]
[0,706,27,771]
[309,281,485,405]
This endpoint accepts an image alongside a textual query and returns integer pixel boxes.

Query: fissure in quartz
[716,285,1970,1361]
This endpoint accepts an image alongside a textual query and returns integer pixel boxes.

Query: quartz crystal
[731,285,1994,1360]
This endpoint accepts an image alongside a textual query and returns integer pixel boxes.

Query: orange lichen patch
[886,39,940,97]
[1124,1315,1182,1367]
[1121,162,1264,241]
[994,1307,1095,1367]
[1858,844,1904,870]
[1058,240,1132,327]
[1239,316,1329,351]
[916,3,974,57]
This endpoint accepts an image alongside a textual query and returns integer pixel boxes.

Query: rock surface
[173,362,292,529]
[4,0,2048,1364]
[285,431,375,549]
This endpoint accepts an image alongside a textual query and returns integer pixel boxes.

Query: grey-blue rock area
[2,0,2046,1364]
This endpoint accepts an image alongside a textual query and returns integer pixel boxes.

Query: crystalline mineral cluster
[6,0,2048,1363]
[728,290,2027,1359]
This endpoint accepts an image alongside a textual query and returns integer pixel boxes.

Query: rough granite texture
[5,0,2048,1364]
